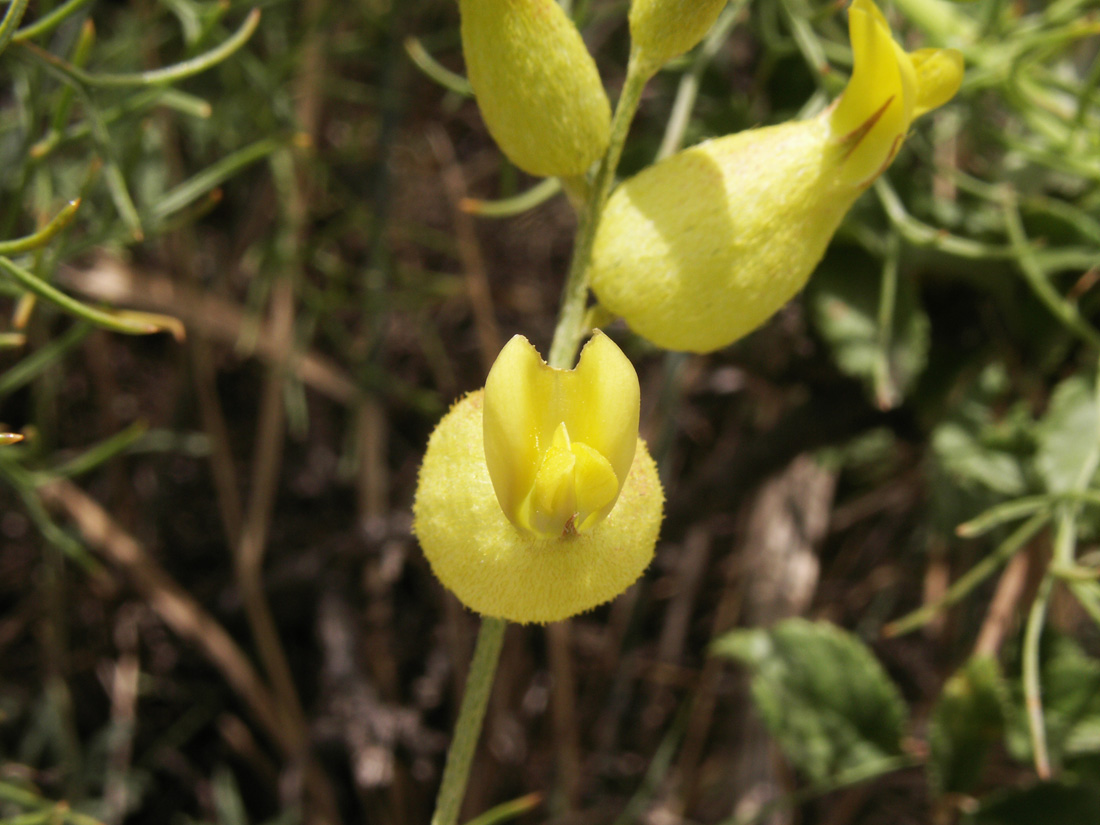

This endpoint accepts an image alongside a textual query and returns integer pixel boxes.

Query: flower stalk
[549,55,650,370]
[431,616,507,825]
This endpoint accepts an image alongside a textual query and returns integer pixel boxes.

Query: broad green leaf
[711,618,907,783]
[1034,374,1100,495]
[964,781,1100,824]
[933,422,1029,498]
[927,368,1034,533]
[809,255,929,407]
[928,656,1008,796]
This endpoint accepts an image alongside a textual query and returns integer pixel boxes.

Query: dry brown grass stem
[39,479,342,820]
[547,620,581,811]
[426,125,501,374]
[58,258,358,404]
[39,478,287,749]
[973,538,1045,659]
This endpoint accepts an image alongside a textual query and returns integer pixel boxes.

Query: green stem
[432,616,507,825]
[547,55,650,369]
[0,0,30,57]
[884,511,1049,637]
[14,9,261,88]
[873,232,900,409]
[1023,572,1053,779]
[13,0,94,44]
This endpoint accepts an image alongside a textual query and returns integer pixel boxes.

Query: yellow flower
[588,0,963,353]
[414,333,664,624]
[629,0,728,76]
[459,0,611,178]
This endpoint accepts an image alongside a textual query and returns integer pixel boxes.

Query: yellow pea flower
[629,0,728,76]
[414,333,664,624]
[588,0,963,353]
[459,0,611,178]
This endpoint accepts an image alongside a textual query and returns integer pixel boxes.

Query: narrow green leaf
[711,618,907,784]
[150,136,283,223]
[12,0,94,44]
[14,9,261,89]
[0,256,180,337]
[403,36,473,96]
[0,0,30,57]
[464,793,542,825]
[460,177,562,218]
[0,199,81,256]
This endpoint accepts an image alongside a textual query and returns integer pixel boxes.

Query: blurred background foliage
[1,0,1100,824]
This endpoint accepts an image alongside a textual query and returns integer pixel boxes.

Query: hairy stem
[431,616,508,825]
[548,55,649,369]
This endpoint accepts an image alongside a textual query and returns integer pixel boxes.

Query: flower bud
[414,332,664,623]
[629,0,727,75]
[589,0,962,353]
[459,0,611,178]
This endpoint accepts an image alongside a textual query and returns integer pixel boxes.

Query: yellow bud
[589,0,962,353]
[629,0,728,75]
[414,333,663,624]
[460,0,611,178]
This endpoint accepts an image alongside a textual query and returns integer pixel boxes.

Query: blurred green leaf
[933,421,1029,500]
[1035,373,1100,495]
[711,618,907,784]
[927,367,1036,533]
[964,781,1100,825]
[809,251,930,408]
[211,767,249,825]
[929,656,1008,796]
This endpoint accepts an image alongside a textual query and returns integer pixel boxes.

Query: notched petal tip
[483,331,641,538]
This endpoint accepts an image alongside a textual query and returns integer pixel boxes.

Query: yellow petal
[565,331,640,501]
[483,332,640,535]
[571,441,619,532]
[482,334,552,530]
[910,48,964,118]
[414,391,664,623]
[829,0,916,188]
[522,422,578,537]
